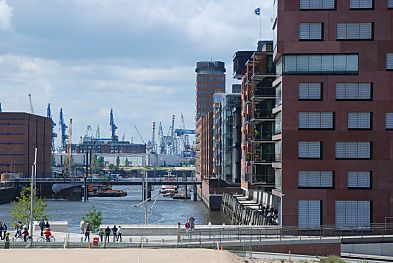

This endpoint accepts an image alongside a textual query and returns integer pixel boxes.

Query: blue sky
[0,0,273,148]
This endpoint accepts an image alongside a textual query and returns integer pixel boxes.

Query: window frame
[387,53,393,71]
[298,141,322,159]
[386,112,393,130]
[335,141,372,160]
[347,112,372,130]
[336,83,373,101]
[336,22,374,41]
[298,112,335,130]
[299,82,323,101]
[299,22,324,41]
[349,0,374,10]
[299,0,336,10]
[298,170,335,189]
[347,171,372,189]
[298,200,322,229]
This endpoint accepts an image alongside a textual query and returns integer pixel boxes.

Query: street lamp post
[29,148,37,246]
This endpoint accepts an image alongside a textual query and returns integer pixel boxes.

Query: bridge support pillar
[192,184,198,201]
[142,183,152,201]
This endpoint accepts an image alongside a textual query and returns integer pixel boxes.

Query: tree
[83,206,102,232]
[9,186,47,227]
[125,158,129,167]
[108,163,115,171]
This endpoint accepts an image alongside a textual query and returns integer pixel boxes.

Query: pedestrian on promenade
[185,221,190,232]
[3,222,7,238]
[112,225,118,242]
[104,226,110,242]
[189,217,195,232]
[177,222,181,243]
[15,221,22,238]
[84,223,91,242]
[80,220,85,234]
[117,226,122,242]
[98,229,104,242]
[39,218,45,236]
[45,220,50,229]
[0,221,4,240]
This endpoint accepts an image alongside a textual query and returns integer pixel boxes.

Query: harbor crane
[134,125,146,144]
[59,108,68,152]
[110,108,118,141]
[66,118,73,177]
[47,103,57,152]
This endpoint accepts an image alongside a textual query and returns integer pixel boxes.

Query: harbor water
[0,185,228,233]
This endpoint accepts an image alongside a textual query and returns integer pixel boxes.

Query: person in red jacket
[22,227,30,242]
[44,228,52,242]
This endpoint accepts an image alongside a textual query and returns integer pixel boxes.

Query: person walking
[112,225,118,242]
[84,223,91,242]
[80,220,85,234]
[117,226,122,242]
[0,222,4,240]
[98,229,104,242]
[39,218,45,236]
[45,220,50,229]
[3,222,7,239]
[104,226,110,242]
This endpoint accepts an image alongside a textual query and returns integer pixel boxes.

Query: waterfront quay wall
[0,187,18,204]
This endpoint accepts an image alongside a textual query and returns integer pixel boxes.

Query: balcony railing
[254,131,274,141]
[253,153,275,163]
[254,87,276,98]
[254,109,274,119]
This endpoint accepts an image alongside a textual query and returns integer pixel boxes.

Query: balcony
[252,88,276,102]
[253,109,274,120]
[254,131,273,141]
[253,153,275,163]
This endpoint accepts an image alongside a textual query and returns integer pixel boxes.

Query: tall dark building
[271,0,393,228]
[0,112,52,178]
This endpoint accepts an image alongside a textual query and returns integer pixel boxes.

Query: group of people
[258,205,279,225]
[39,219,53,242]
[14,221,31,241]
[80,220,92,242]
[0,221,8,240]
[99,225,122,242]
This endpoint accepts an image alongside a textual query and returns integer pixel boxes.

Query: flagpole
[259,11,262,40]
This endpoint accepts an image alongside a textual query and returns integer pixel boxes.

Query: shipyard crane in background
[96,125,100,138]
[66,118,73,176]
[47,103,57,152]
[110,108,118,141]
[59,108,68,152]
[134,125,146,144]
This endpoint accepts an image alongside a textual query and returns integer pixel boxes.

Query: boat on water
[160,170,178,197]
[87,185,127,197]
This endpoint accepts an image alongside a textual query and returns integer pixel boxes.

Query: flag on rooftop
[255,7,261,16]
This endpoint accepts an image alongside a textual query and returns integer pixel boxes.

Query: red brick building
[0,112,52,178]
[273,0,393,228]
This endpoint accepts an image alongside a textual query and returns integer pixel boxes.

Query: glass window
[389,0,393,8]
[337,23,373,40]
[350,0,373,9]
[336,83,372,100]
[299,112,334,129]
[298,200,321,229]
[275,112,282,134]
[299,83,322,100]
[298,171,333,188]
[336,142,371,159]
[336,201,371,230]
[300,0,335,10]
[348,171,371,188]
[348,112,371,129]
[299,23,323,40]
[283,54,358,74]
[387,53,393,70]
[386,113,393,129]
[298,141,321,159]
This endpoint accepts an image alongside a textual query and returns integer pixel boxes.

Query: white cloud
[0,0,13,31]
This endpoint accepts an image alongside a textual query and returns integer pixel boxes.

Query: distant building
[72,137,146,154]
[0,112,52,178]
[231,84,242,94]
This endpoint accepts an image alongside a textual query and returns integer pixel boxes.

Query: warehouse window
[299,112,334,129]
[350,0,373,9]
[298,171,333,188]
[298,141,321,159]
[300,0,335,9]
[299,23,323,40]
[336,142,371,159]
[336,83,372,100]
[283,54,358,74]
[387,53,393,70]
[386,113,393,130]
[298,200,321,229]
[336,201,371,229]
[348,112,371,129]
[299,83,322,100]
[348,171,371,189]
[389,0,393,8]
[336,23,373,40]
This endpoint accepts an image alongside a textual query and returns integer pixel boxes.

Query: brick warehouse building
[272,0,393,228]
[0,112,52,178]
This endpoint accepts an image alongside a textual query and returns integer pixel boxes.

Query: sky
[0,0,274,148]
